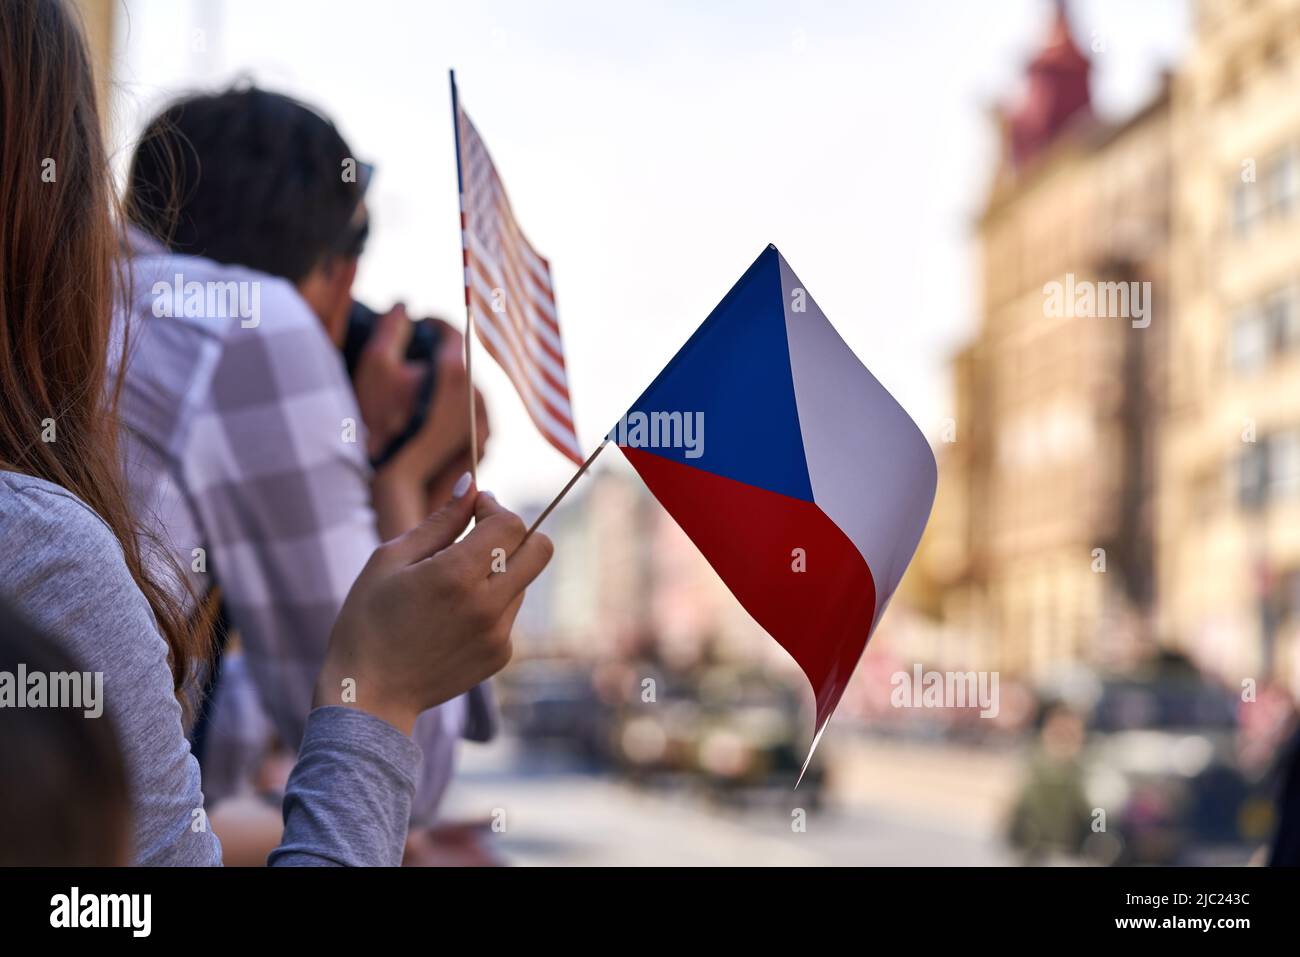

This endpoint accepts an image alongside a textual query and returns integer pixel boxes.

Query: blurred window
[1230,306,1268,372]
[1233,178,1261,236]
[1237,441,1269,510]
[1270,146,1299,217]
[1270,430,1300,496]
[1264,286,1300,351]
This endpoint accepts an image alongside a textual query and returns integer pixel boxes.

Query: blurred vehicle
[497,659,611,763]
[610,665,825,805]
[499,657,826,804]
[1008,655,1270,865]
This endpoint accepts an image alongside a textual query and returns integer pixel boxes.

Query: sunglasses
[332,160,375,258]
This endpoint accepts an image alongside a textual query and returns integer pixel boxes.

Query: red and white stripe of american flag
[455,104,583,465]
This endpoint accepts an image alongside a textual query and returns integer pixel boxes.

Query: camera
[340,299,441,468]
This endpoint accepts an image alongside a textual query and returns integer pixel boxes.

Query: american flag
[452,77,583,465]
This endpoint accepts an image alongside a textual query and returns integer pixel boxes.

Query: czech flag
[615,245,937,772]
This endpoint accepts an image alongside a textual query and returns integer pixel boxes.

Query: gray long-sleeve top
[0,470,418,866]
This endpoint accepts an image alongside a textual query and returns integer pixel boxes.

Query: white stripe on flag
[473,307,582,457]
[468,264,568,383]
[457,97,581,463]
[471,296,574,420]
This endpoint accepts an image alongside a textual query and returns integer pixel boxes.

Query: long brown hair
[0,0,209,700]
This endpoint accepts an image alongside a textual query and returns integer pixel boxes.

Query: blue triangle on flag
[619,246,814,502]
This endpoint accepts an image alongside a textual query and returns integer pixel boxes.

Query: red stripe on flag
[456,98,582,464]
[465,253,569,384]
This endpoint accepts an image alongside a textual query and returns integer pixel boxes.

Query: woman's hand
[315,475,552,735]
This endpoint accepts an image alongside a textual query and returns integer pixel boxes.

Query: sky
[107,0,1191,507]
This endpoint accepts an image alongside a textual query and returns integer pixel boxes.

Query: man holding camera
[115,86,491,858]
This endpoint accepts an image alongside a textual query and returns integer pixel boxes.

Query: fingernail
[452,472,472,499]
[480,490,496,501]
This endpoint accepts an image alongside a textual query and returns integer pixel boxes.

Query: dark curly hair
[125,85,364,283]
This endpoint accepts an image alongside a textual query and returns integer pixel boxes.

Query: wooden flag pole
[465,309,478,487]
[451,69,590,527]
[449,69,479,485]
[523,437,610,542]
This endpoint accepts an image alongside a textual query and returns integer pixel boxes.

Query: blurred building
[933,2,1173,680]
[1161,0,1300,692]
[514,468,657,660]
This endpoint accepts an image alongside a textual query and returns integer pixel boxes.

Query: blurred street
[441,734,1016,866]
